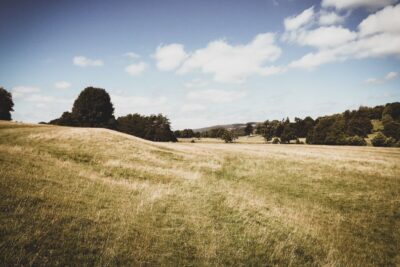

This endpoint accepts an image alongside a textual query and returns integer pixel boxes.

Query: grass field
[1,121,400,266]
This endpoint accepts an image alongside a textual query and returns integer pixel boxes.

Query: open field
[1,121,400,266]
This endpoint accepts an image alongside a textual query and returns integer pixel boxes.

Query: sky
[0,0,399,130]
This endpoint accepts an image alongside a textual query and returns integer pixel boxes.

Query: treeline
[49,87,177,142]
[175,103,400,146]
[254,103,400,146]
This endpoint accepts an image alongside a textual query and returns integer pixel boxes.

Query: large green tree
[0,87,14,121]
[71,87,115,127]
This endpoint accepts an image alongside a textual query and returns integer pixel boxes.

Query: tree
[116,113,177,142]
[71,87,115,127]
[0,87,14,121]
[383,121,400,140]
[244,123,253,136]
[221,130,237,143]
[382,102,400,121]
[280,123,297,144]
[346,115,372,137]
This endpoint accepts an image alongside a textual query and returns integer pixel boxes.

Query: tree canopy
[0,87,14,121]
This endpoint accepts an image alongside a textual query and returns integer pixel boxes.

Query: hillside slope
[1,121,400,266]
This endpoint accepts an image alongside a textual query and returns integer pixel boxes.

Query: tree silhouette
[0,87,14,121]
[71,87,115,127]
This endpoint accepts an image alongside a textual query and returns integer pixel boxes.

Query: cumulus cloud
[186,89,247,103]
[125,62,147,76]
[153,44,188,71]
[177,33,283,83]
[284,6,314,31]
[289,4,400,70]
[318,11,347,25]
[295,26,357,48]
[364,71,399,84]
[322,0,398,10]
[73,56,104,67]
[358,4,400,37]
[54,81,71,89]
[12,86,41,98]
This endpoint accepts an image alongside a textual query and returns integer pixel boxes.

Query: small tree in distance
[222,130,237,143]
[0,87,14,121]
[244,123,253,136]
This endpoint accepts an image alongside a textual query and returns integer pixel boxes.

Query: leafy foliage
[117,114,177,142]
[71,87,115,127]
[0,87,14,121]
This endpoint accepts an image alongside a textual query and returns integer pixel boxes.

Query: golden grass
[1,120,399,266]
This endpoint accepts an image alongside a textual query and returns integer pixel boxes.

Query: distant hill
[193,122,258,133]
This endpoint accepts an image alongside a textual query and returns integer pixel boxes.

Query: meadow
[1,121,399,266]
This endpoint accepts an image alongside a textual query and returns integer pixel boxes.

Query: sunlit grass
[1,121,399,266]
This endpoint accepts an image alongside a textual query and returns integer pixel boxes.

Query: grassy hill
[1,121,400,266]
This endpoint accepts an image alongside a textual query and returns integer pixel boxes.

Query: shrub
[272,137,280,144]
[344,135,366,146]
[371,132,387,147]
[384,137,396,147]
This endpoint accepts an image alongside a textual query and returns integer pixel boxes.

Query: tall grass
[1,121,399,266]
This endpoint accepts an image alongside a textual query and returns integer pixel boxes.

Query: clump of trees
[50,87,176,142]
[174,129,200,138]
[0,87,14,121]
[117,113,177,142]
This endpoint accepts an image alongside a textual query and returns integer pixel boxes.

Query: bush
[371,132,387,147]
[344,135,366,146]
[384,137,396,147]
[272,137,280,144]
[295,139,304,144]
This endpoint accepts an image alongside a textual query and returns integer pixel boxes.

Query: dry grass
[1,121,400,266]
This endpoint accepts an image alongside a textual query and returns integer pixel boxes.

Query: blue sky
[1,0,399,129]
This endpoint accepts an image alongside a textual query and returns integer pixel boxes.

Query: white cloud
[181,103,206,112]
[54,81,71,89]
[296,26,357,48]
[186,89,246,103]
[289,4,400,70]
[318,11,346,25]
[284,6,314,31]
[364,71,399,84]
[177,33,283,83]
[322,0,397,10]
[12,86,41,98]
[184,79,208,88]
[125,62,147,76]
[153,43,188,71]
[125,52,140,59]
[358,4,400,37]
[385,71,399,80]
[73,56,104,67]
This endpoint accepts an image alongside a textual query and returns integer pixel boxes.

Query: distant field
[179,135,307,144]
[1,121,400,266]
